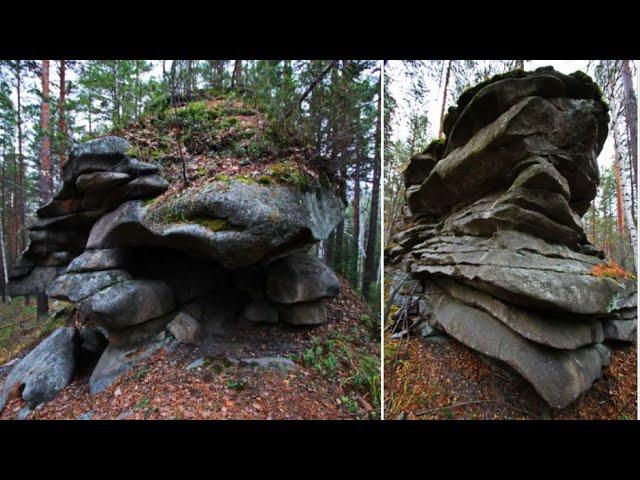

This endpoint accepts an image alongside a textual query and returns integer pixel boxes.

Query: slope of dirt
[385,333,636,420]
[1,278,380,420]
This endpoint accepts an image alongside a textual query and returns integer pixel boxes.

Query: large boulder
[86,280,175,330]
[265,254,340,304]
[85,181,344,268]
[0,327,77,412]
[387,67,635,409]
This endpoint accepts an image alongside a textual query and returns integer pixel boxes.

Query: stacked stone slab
[4,135,344,403]
[8,136,167,297]
[386,67,637,409]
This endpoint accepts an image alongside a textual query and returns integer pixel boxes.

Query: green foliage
[226,378,247,390]
[135,365,150,382]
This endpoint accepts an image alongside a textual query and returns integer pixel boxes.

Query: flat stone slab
[238,356,296,369]
[65,248,131,273]
[89,335,164,395]
[428,284,608,409]
[88,280,175,329]
[0,328,77,412]
[86,180,344,269]
[46,270,132,302]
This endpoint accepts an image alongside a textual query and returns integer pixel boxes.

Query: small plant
[134,397,150,410]
[341,395,359,414]
[134,365,150,382]
[226,379,247,390]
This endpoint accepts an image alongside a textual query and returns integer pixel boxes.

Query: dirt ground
[385,332,636,420]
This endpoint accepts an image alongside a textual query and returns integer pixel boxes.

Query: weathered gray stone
[101,174,169,210]
[89,335,163,395]
[386,68,634,409]
[408,96,605,216]
[86,180,343,268]
[46,270,132,302]
[239,356,296,369]
[65,248,131,273]
[29,210,104,230]
[167,312,202,345]
[106,313,173,347]
[602,319,637,342]
[71,135,129,160]
[113,157,161,177]
[265,254,340,304]
[0,327,77,412]
[428,285,606,409]
[7,267,59,297]
[432,279,604,349]
[76,171,131,193]
[37,198,84,218]
[88,280,175,329]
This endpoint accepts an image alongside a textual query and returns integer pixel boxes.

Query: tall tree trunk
[15,62,26,254]
[352,155,361,289]
[169,60,178,105]
[590,201,596,244]
[362,67,382,301]
[232,60,243,90]
[186,60,193,99]
[438,60,452,138]
[40,60,53,205]
[515,60,525,69]
[621,60,637,183]
[614,148,626,264]
[113,60,120,128]
[58,60,67,171]
[614,123,637,268]
[0,153,8,302]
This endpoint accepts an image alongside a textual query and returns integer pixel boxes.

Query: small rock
[239,356,296,369]
[76,411,94,420]
[167,312,202,345]
[15,405,33,420]
[186,358,206,371]
[419,323,435,338]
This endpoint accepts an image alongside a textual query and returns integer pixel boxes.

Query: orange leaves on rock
[591,261,635,280]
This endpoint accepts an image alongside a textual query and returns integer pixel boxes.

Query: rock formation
[3,133,343,406]
[386,67,637,409]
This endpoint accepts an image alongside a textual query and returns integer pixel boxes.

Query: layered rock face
[5,136,343,401]
[387,67,637,409]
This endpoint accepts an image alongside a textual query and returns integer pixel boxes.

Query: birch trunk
[614,123,637,269]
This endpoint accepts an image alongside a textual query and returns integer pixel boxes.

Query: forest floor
[0,279,380,420]
[384,332,636,420]
[0,299,70,366]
